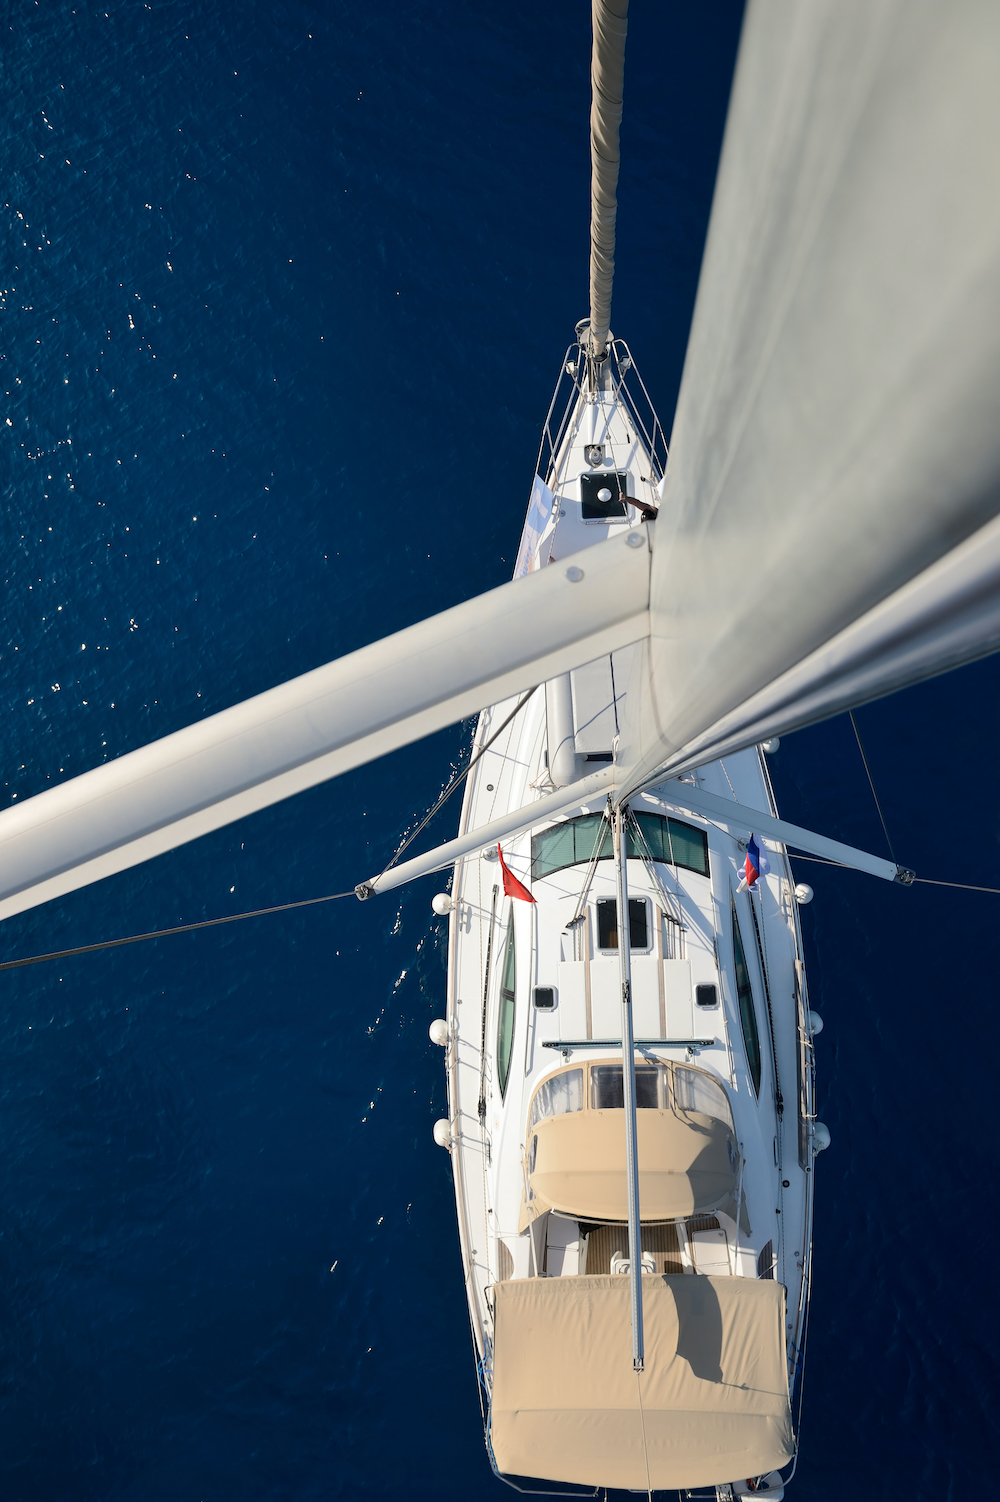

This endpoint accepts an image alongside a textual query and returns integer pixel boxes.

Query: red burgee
[497,845,536,903]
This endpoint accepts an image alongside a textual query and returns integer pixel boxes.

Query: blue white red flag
[743,835,770,889]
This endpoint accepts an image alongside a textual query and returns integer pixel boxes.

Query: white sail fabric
[6,2,1000,923]
[642,509,1000,779]
[513,476,555,579]
[0,534,650,922]
[618,0,1000,792]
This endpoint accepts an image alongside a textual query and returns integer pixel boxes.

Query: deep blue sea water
[2,3,998,1498]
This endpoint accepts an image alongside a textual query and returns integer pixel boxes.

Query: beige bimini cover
[490,1275,792,1491]
[529,1107,735,1221]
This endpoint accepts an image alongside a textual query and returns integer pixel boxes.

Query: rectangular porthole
[695,983,718,1008]
[596,897,648,950]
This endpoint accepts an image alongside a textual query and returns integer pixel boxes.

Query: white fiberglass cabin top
[438,339,817,1499]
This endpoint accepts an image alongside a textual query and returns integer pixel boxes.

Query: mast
[612,800,644,1372]
[588,0,629,362]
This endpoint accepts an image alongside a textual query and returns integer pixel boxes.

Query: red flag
[497,845,536,903]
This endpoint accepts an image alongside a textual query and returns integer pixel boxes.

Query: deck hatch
[580,471,629,519]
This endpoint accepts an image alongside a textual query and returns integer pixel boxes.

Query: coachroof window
[527,1060,734,1132]
[530,812,709,881]
[523,1059,738,1222]
[732,906,762,1097]
[497,912,516,1098]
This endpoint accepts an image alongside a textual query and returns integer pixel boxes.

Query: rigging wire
[379,687,537,876]
[566,816,610,931]
[0,889,357,974]
[913,876,1000,895]
[634,1369,653,1502]
[628,807,685,934]
[789,850,1000,895]
[0,689,537,980]
[848,709,897,861]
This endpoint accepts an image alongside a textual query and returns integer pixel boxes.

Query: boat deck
[438,352,815,1472]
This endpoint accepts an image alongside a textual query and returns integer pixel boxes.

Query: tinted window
[532,818,578,873]
[590,1064,666,1110]
[696,983,718,1008]
[531,813,708,880]
[632,813,710,876]
[634,1066,660,1109]
[580,471,628,519]
[732,909,762,1096]
[629,900,648,949]
[497,913,516,1097]
[596,897,648,950]
[533,986,555,1010]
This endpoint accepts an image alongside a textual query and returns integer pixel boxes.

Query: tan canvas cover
[529,1108,735,1221]
[490,1275,792,1491]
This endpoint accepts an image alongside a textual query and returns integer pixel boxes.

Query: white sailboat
[431,328,820,1496]
[2,0,1000,1494]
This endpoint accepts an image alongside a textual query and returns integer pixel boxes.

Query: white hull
[438,343,816,1493]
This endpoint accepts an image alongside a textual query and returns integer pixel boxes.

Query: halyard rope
[788,850,1000,894]
[379,687,536,876]
[0,689,538,977]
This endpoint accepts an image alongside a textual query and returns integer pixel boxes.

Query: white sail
[4,2,1000,923]
[0,534,649,922]
[617,0,1000,792]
